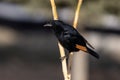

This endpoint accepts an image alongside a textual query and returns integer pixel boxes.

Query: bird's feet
[60,56,67,61]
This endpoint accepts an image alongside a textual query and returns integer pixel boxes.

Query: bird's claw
[60,56,67,61]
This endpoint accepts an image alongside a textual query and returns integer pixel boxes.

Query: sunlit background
[0,0,120,80]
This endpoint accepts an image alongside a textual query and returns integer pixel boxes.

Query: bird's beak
[43,24,52,27]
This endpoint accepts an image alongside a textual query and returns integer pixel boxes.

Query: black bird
[44,20,99,59]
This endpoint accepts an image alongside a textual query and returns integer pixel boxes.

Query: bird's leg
[60,53,69,61]
[60,56,66,61]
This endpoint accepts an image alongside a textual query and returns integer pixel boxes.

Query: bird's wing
[75,44,87,52]
[67,30,90,51]
[83,38,95,49]
[64,24,94,50]
[63,30,88,51]
[73,30,94,49]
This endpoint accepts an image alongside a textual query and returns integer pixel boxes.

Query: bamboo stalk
[58,43,69,80]
[73,0,83,28]
[50,0,83,80]
[71,0,88,80]
[68,0,83,80]
[50,0,58,20]
[50,0,69,80]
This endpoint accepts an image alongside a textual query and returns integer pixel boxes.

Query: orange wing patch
[76,44,87,52]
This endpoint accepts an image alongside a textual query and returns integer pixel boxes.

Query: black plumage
[44,20,99,59]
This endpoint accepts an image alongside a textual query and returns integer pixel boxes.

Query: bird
[44,20,99,59]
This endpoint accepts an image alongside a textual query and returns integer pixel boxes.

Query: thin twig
[50,0,83,80]
[50,0,58,20]
[68,0,83,79]
[50,0,69,80]
[67,53,73,79]
[58,43,69,80]
[73,0,83,28]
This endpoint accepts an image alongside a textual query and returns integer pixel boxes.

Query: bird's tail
[86,47,100,59]
[75,44,99,59]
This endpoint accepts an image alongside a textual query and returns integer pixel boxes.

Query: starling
[44,20,99,59]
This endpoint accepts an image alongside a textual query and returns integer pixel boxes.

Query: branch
[73,0,83,28]
[68,0,83,79]
[50,0,58,20]
[50,0,69,80]
[50,0,83,80]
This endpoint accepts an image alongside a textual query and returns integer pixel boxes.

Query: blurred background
[0,0,120,80]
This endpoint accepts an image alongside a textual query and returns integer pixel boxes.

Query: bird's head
[43,20,64,28]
